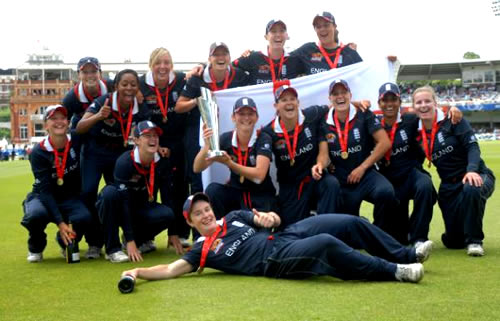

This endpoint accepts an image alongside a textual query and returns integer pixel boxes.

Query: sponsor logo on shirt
[279,143,314,161]
[249,155,256,165]
[225,227,256,257]
[432,146,454,161]
[211,239,224,254]
[326,133,336,143]
[103,118,116,127]
[311,53,323,62]
[310,68,328,74]
[331,144,362,158]
[145,95,157,105]
[258,65,270,74]
[274,139,286,150]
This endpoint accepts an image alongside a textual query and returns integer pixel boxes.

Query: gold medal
[240,175,245,184]
[162,116,167,123]
[57,178,64,186]
[148,195,154,202]
[290,159,295,166]
[197,267,204,274]
[341,151,348,159]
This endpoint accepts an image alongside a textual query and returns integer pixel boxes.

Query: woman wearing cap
[21,105,91,262]
[63,56,113,259]
[121,192,434,285]
[96,121,176,262]
[261,85,340,228]
[175,42,249,196]
[232,20,302,85]
[291,12,363,75]
[193,97,276,219]
[412,86,495,256]
[63,57,113,130]
[375,83,437,245]
[76,69,147,258]
[318,79,398,236]
[139,48,190,251]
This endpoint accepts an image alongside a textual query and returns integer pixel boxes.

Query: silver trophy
[197,87,224,158]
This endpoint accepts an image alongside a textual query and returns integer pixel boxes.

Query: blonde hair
[411,85,438,108]
[148,48,173,70]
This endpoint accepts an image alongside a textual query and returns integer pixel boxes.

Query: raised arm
[174,95,197,114]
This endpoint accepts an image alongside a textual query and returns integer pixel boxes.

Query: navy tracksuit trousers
[338,170,397,236]
[278,173,340,229]
[389,168,436,245]
[264,214,416,280]
[96,185,175,255]
[21,194,91,253]
[439,170,495,248]
[205,182,278,219]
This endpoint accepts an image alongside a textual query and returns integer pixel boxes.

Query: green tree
[463,51,480,59]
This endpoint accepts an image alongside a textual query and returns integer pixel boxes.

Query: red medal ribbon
[265,49,285,83]
[152,77,177,120]
[333,110,350,157]
[317,44,345,69]
[279,119,300,165]
[420,114,439,168]
[130,151,156,201]
[381,118,399,161]
[82,82,102,103]
[199,218,227,272]
[48,137,70,183]
[209,67,234,92]
[115,95,134,146]
[234,133,250,168]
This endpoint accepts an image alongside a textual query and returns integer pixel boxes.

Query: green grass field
[1,142,499,321]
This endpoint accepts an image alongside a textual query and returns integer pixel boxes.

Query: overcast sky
[1,0,499,68]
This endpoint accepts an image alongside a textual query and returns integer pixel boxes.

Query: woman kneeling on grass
[412,86,496,256]
[22,105,91,262]
[121,192,433,285]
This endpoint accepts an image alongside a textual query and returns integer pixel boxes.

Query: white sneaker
[27,251,43,263]
[105,251,129,263]
[138,240,157,254]
[395,263,424,283]
[467,243,484,257]
[415,240,433,263]
[85,246,102,259]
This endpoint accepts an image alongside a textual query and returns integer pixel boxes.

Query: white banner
[201,58,396,188]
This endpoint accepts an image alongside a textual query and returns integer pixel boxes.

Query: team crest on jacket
[326,133,336,143]
[400,129,408,142]
[311,53,322,62]
[70,148,77,160]
[438,132,445,145]
[172,92,179,102]
[282,65,287,76]
[103,118,116,127]
[249,155,256,165]
[304,127,312,139]
[353,128,361,141]
[274,139,286,150]
[211,239,224,253]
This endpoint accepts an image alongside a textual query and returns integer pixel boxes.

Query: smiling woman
[193,96,277,220]
[412,86,496,256]
[21,105,91,263]
[74,69,148,261]
[174,42,249,198]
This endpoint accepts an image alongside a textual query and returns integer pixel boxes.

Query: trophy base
[207,150,225,158]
